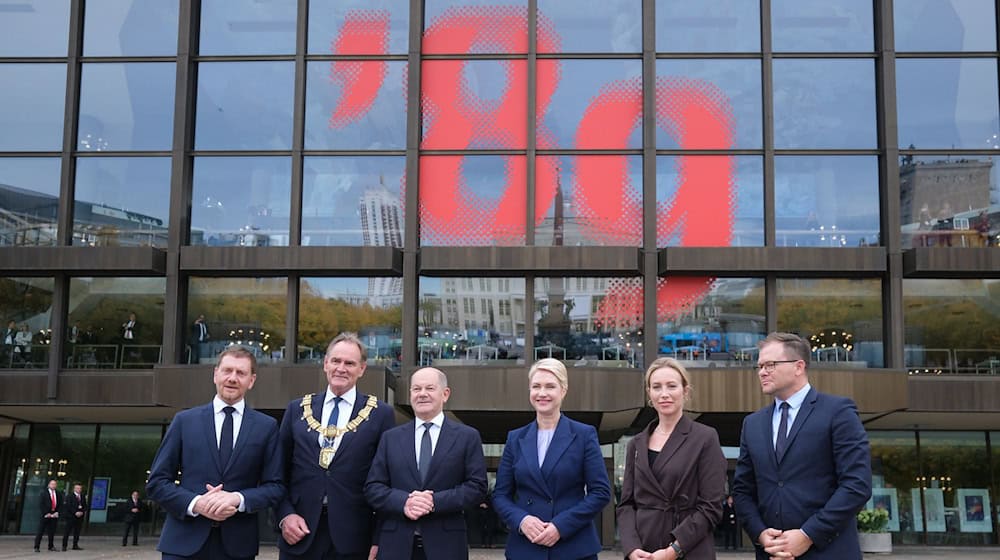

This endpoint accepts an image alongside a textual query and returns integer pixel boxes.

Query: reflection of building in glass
[437,278,525,339]
[900,156,994,225]
[359,178,403,307]
[0,183,59,246]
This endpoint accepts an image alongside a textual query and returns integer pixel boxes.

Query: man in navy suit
[147,346,284,560]
[278,332,395,560]
[365,367,487,560]
[733,332,872,560]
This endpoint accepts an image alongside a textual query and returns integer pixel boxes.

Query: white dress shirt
[318,386,357,453]
[187,396,247,516]
[414,412,445,466]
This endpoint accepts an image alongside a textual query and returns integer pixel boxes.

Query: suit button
[527,499,533,505]
[777,481,783,487]
[547,500,552,505]
[326,471,333,478]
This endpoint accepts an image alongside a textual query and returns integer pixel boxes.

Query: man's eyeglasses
[756,360,800,373]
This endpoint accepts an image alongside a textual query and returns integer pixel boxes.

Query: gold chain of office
[300,394,378,439]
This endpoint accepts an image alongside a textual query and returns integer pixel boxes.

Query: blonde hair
[528,358,568,391]
[644,357,691,393]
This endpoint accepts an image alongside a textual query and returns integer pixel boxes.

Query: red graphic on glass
[328,10,390,129]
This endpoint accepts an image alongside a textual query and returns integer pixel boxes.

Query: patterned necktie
[418,422,434,484]
[219,406,235,468]
[775,402,790,462]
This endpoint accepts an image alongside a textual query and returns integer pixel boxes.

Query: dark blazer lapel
[655,415,692,467]
[632,428,669,500]
[762,404,778,469]
[518,422,549,496]
[330,392,367,463]
[540,416,576,480]
[202,404,222,473]
[226,407,254,473]
[307,391,323,448]
[425,418,459,485]
[780,387,817,462]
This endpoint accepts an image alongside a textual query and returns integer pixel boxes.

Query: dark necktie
[418,422,434,484]
[219,406,235,469]
[775,402,790,462]
[327,396,343,431]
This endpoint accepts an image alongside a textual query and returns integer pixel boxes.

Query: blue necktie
[328,396,343,430]
[219,406,235,469]
[775,402,790,462]
[418,422,433,484]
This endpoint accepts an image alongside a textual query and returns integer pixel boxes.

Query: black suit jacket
[124,497,144,523]
[39,488,61,518]
[63,492,88,519]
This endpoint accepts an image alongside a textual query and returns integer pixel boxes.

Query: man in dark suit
[34,479,60,552]
[147,346,284,560]
[733,332,872,560]
[61,483,88,550]
[122,490,144,546]
[190,314,211,364]
[278,332,395,560]
[2,320,16,367]
[365,367,487,560]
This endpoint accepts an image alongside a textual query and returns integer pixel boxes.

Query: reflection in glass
[423,0,527,54]
[773,59,876,149]
[0,158,61,247]
[0,0,69,57]
[418,277,525,365]
[419,155,525,246]
[655,0,760,53]
[199,0,297,55]
[771,0,873,52]
[0,64,67,151]
[903,279,1000,374]
[657,156,763,247]
[83,0,179,56]
[78,63,175,152]
[191,157,291,247]
[534,277,643,367]
[656,278,765,367]
[92,425,163,530]
[188,277,287,364]
[869,431,919,544]
[776,278,883,367]
[539,60,642,149]
[2,424,29,533]
[656,59,761,149]
[298,278,402,365]
[18,425,96,534]
[537,0,640,53]
[775,156,880,247]
[919,432,993,545]
[894,0,996,52]
[900,155,998,249]
[195,62,294,150]
[73,157,170,248]
[309,0,410,55]
[66,277,164,369]
[896,59,1000,150]
[302,157,404,246]
[0,277,54,369]
[305,61,406,150]
[536,156,641,247]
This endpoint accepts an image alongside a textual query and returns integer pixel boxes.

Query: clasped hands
[404,490,434,520]
[193,483,239,522]
[627,547,679,560]
[759,527,812,560]
[519,515,561,548]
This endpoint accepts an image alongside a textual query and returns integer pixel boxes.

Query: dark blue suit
[277,392,394,558]
[493,416,611,560]
[364,418,487,560]
[147,403,284,559]
[732,387,872,560]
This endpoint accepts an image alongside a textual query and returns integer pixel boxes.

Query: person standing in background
[61,483,88,551]
[34,479,60,553]
[122,490,144,547]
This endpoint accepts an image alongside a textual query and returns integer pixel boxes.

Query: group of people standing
[142,330,871,560]
[2,320,35,367]
[32,481,89,553]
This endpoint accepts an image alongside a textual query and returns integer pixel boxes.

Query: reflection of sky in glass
[656,0,760,53]
[424,0,527,52]
[537,0,640,53]
[191,157,291,246]
[656,156,763,247]
[306,61,406,150]
[0,64,66,151]
[0,158,60,247]
[656,59,761,149]
[78,63,175,152]
[74,157,171,226]
[0,0,69,56]
[302,277,380,298]
[302,156,405,246]
[773,59,876,149]
[0,158,61,198]
[309,0,410,54]
[775,156,880,248]
[540,60,642,149]
[196,62,295,150]
[84,0,179,56]
[771,0,873,52]
[199,0,297,55]
[897,59,1000,150]
[894,0,996,52]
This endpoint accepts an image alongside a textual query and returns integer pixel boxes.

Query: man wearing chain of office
[277,332,395,560]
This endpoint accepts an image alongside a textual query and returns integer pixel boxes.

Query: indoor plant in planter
[857,508,891,553]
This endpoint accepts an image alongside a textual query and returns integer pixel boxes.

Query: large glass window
[869,431,919,544]
[775,156,880,248]
[534,277,642,367]
[894,0,997,52]
[900,155,998,249]
[88,425,163,535]
[309,0,410,55]
[298,278,403,365]
[0,64,66,151]
[78,63,175,152]
[655,0,760,53]
[537,0,640,53]
[66,277,165,369]
[305,60,406,150]
[903,279,1000,374]
[195,62,295,150]
[0,0,70,57]
[19,425,96,535]
[0,277,54,369]
[776,278,883,367]
[771,0,873,52]
[191,156,291,247]
[919,432,993,545]
[423,0,527,54]
[83,0,179,56]
[3,424,29,533]
[199,0,297,55]
[656,277,765,366]
[73,157,171,248]
[0,158,61,247]
[187,277,288,364]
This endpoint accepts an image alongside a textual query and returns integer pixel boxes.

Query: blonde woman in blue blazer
[493,358,611,560]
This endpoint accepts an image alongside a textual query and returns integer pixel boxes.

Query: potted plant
[857,508,891,553]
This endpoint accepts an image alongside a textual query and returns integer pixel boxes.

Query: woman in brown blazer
[617,357,727,560]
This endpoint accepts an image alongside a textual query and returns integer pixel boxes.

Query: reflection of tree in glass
[297,282,402,355]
